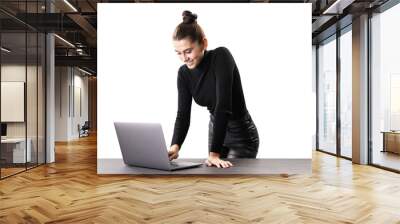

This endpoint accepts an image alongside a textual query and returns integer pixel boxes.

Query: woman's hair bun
[182,10,197,24]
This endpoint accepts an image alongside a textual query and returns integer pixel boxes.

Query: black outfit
[171,47,259,158]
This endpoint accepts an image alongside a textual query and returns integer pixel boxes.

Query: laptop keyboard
[170,161,180,167]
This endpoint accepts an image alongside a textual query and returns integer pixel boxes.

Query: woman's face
[173,37,206,69]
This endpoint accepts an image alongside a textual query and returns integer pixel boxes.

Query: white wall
[98,3,313,159]
[55,66,69,141]
[72,72,89,137]
[55,67,89,141]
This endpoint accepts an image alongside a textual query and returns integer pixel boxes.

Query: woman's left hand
[205,152,234,168]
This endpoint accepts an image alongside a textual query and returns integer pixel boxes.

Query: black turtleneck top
[171,46,248,154]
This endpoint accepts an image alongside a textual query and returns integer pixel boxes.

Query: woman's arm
[170,68,192,149]
[209,47,235,154]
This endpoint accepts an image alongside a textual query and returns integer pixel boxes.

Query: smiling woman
[172,11,207,70]
[168,10,260,169]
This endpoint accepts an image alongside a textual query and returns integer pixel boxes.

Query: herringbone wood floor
[1,133,400,224]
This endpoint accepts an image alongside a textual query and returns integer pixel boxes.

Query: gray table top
[97,158,311,175]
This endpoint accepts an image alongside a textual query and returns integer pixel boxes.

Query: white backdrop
[98,3,312,159]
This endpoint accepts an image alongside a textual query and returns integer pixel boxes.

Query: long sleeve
[210,47,235,153]
[171,68,192,148]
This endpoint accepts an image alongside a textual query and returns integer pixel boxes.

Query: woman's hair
[173,10,206,46]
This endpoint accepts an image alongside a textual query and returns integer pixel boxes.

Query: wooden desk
[381,131,400,154]
[97,158,312,175]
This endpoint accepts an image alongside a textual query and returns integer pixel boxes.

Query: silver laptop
[114,122,203,171]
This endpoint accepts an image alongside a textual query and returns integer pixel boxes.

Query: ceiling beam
[67,13,97,39]
[55,55,96,70]
[312,15,335,33]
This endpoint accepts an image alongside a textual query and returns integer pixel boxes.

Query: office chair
[79,121,90,138]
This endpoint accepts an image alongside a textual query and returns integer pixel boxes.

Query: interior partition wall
[0,1,46,179]
[316,25,353,159]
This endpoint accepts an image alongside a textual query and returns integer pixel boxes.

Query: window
[318,35,337,154]
[370,2,400,171]
[339,28,352,158]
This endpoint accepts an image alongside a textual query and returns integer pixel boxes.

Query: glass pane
[1,31,27,177]
[0,1,46,178]
[25,0,38,169]
[318,37,337,154]
[27,31,38,169]
[371,4,400,171]
[340,29,352,158]
[38,32,45,165]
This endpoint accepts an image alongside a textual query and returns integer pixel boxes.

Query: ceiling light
[54,34,75,48]
[63,0,78,12]
[1,47,11,53]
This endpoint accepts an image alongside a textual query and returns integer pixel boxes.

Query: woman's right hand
[205,152,233,168]
[168,144,180,161]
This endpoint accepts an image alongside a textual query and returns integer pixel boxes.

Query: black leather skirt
[208,112,259,158]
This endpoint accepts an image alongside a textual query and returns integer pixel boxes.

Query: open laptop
[114,122,203,171]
